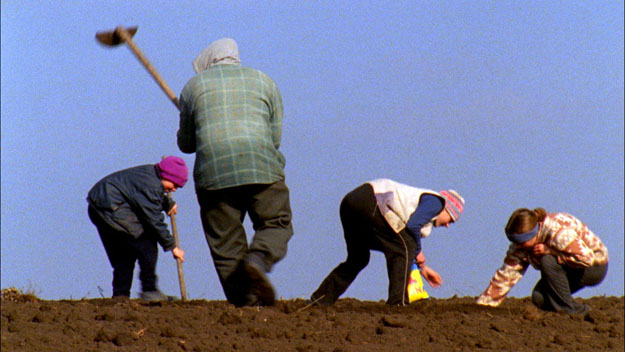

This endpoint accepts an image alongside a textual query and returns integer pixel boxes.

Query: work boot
[243,254,275,306]
[140,290,179,302]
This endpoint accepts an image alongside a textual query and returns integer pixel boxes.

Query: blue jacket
[87,165,176,251]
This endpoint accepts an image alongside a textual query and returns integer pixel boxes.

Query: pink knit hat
[439,190,464,221]
[157,156,188,188]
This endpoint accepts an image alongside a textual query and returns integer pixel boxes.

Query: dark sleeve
[132,188,176,251]
[162,195,176,214]
[405,194,445,255]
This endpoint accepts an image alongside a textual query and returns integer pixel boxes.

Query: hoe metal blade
[95,26,138,46]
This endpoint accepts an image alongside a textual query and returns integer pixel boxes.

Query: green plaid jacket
[177,64,285,190]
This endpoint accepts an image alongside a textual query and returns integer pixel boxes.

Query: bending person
[477,208,608,314]
[87,156,188,301]
[310,179,464,306]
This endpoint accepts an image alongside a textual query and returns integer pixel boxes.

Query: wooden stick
[114,26,180,110]
[167,202,187,301]
[295,295,325,313]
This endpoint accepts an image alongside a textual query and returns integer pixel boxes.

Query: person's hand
[168,203,178,216]
[420,265,442,288]
[172,247,185,262]
[532,244,552,257]
[415,251,426,267]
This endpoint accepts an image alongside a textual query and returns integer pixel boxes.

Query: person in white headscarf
[191,38,241,73]
[177,38,293,307]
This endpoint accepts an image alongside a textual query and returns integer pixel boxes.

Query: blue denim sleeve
[406,194,445,254]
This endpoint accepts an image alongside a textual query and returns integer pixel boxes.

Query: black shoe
[243,261,275,306]
[231,293,260,307]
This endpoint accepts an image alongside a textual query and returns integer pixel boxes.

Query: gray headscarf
[192,38,241,73]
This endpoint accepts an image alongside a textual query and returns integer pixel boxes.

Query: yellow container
[407,262,429,302]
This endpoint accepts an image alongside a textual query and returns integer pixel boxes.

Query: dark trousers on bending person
[311,183,417,306]
[532,254,608,314]
[196,180,293,306]
[88,205,158,297]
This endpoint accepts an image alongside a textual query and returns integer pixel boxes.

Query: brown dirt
[1,289,623,352]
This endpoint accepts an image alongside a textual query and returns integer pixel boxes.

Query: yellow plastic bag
[407,262,429,302]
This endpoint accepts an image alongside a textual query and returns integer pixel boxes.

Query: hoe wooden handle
[114,26,181,111]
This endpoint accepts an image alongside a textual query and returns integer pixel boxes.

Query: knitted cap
[157,156,188,188]
[439,190,464,221]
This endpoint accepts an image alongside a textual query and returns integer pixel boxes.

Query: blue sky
[2,1,623,301]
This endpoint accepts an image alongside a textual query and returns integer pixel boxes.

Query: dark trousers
[532,255,608,314]
[311,184,416,306]
[196,181,293,305]
[88,205,158,297]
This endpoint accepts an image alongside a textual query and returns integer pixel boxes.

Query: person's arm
[177,87,196,154]
[477,246,529,306]
[414,251,441,286]
[162,194,176,214]
[133,189,176,251]
[415,251,426,268]
[269,81,284,149]
[405,194,445,256]
[161,195,183,260]
[406,195,445,287]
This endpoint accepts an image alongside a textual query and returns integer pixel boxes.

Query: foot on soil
[140,290,179,302]
[111,295,130,302]
[244,261,275,306]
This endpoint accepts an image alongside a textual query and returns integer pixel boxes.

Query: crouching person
[87,156,188,301]
[477,208,609,314]
[310,179,464,306]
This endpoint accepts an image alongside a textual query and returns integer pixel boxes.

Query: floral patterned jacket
[477,213,608,306]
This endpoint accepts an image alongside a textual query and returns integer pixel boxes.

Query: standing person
[477,208,609,314]
[87,156,188,301]
[310,179,464,306]
[177,38,293,307]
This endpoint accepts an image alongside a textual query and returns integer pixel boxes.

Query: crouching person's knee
[531,289,546,309]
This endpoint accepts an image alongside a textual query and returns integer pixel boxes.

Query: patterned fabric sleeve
[550,228,595,268]
[177,85,196,154]
[477,246,529,306]
[269,79,284,149]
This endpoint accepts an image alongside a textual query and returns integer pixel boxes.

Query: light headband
[506,223,539,244]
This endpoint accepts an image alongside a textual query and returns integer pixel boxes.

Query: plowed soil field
[1,290,623,351]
